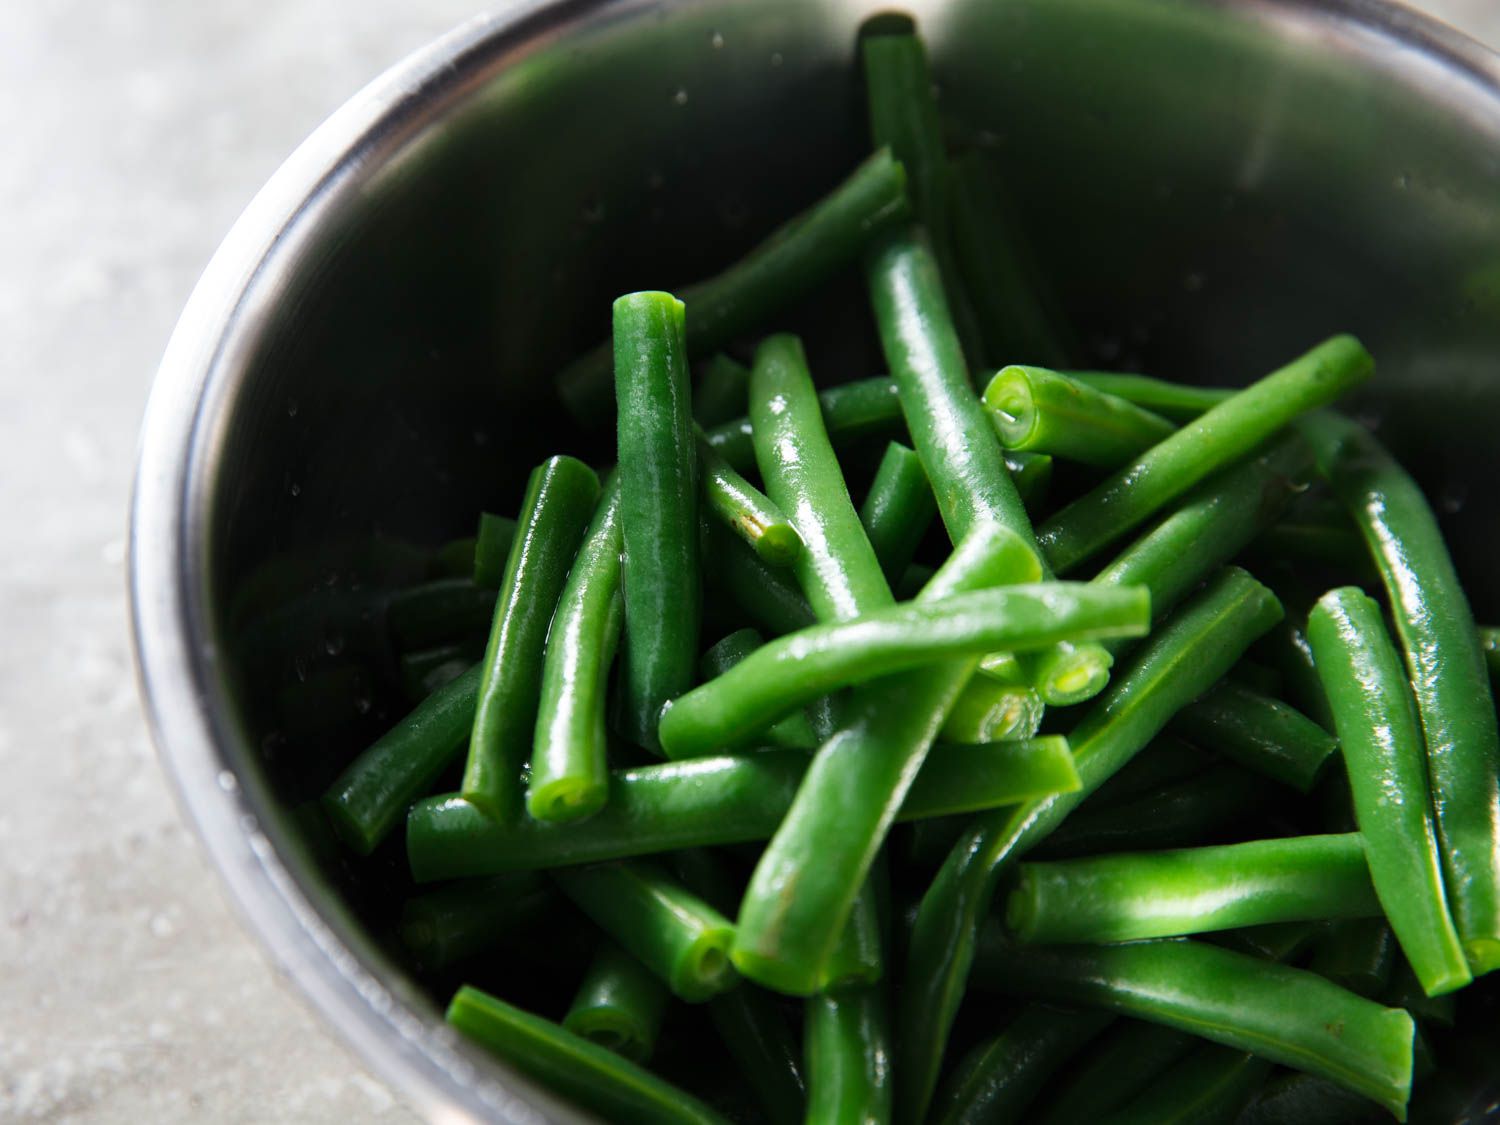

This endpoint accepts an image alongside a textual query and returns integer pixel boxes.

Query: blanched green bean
[1037,335,1373,572]
[705,520,815,636]
[1172,680,1337,792]
[693,353,750,428]
[860,441,937,582]
[1068,371,1231,421]
[983,365,1175,468]
[804,986,892,1125]
[939,673,1045,744]
[699,628,816,750]
[387,578,496,650]
[473,512,518,589]
[1006,834,1379,945]
[704,377,903,474]
[563,940,669,1062]
[398,872,555,971]
[698,434,801,567]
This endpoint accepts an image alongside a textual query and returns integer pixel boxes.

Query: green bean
[1007,834,1379,946]
[862,26,984,367]
[730,523,1069,995]
[1035,765,1276,860]
[1033,1022,1194,1125]
[698,434,801,567]
[387,578,496,650]
[895,568,1282,1122]
[323,662,480,855]
[930,1005,1112,1125]
[408,740,1071,881]
[1311,919,1398,999]
[1307,587,1471,997]
[1237,1071,1379,1125]
[563,940,669,1063]
[463,455,600,814]
[949,152,1073,369]
[704,520,815,636]
[704,377,903,475]
[1067,371,1232,421]
[1304,412,1500,975]
[1083,737,1205,810]
[699,628,817,750]
[1171,680,1337,792]
[750,333,893,623]
[446,986,728,1125]
[939,674,1045,744]
[1037,336,1373,572]
[804,986,893,1125]
[611,291,702,754]
[970,934,1415,1119]
[553,860,736,1002]
[528,479,623,823]
[694,353,750,428]
[659,584,1148,759]
[558,149,911,426]
[398,642,479,703]
[398,872,556,971]
[860,441,937,582]
[983,365,1175,468]
[1095,1046,1270,1125]
[473,512,518,589]
[1260,616,1336,731]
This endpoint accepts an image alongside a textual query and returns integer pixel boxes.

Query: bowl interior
[162,0,1500,1117]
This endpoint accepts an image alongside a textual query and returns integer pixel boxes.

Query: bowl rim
[128,1,1500,1121]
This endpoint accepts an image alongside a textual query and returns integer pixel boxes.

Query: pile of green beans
[301,17,1500,1122]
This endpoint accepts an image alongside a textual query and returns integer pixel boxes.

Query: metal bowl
[131,0,1500,1120]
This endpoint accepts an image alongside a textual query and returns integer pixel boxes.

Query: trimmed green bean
[1172,680,1337,792]
[528,479,623,823]
[804,986,893,1125]
[473,512,518,589]
[983,365,1175,468]
[1006,834,1379,946]
[1037,335,1373,572]
[860,441,937,582]
[323,662,480,855]
[705,520,815,636]
[447,986,728,1125]
[930,1005,1112,1125]
[970,933,1415,1119]
[398,872,556,971]
[1311,919,1398,999]
[731,523,1063,995]
[694,353,750,428]
[558,149,911,425]
[553,860,736,1002]
[698,434,801,567]
[896,568,1282,1123]
[1307,587,1471,996]
[387,578,496,651]
[1067,371,1232,421]
[699,628,817,750]
[408,740,1071,881]
[1096,1046,1269,1125]
[399,642,478,703]
[463,455,600,815]
[750,333,893,623]
[1033,1022,1194,1125]
[1304,411,1500,975]
[660,584,1148,759]
[1035,765,1276,860]
[563,940,669,1063]
[939,674,1045,743]
[704,377,903,474]
[613,292,701,752]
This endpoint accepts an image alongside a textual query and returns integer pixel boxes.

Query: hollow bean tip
[856,11,918,43]
[676,931,740,1002]
[319,791,377,858]
[753,523,803,567]
[526,778,608,824]
[1036,648,1113,707]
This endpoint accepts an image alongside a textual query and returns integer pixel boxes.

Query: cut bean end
[527,777,609,824]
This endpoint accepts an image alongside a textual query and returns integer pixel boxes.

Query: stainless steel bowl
[131,1,1500,1120]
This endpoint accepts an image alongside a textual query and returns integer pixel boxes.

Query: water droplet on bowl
[324,629,345,656]
[673,87,689,106]
[216,770,238,793]
[287,399,299,418]
[770,51,784,68]
[710,31,724,49]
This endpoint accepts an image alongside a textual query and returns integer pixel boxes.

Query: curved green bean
[970,933,1415,1119]
[860,441,937,582]
[613,291,701,751]
[446,986,728,1125]
[698,434,801,567]
[930,1005,1112,1125]
[1172,680,1337,792]
[558,149,911,426]
[1308,587,1471,996]
[659,584,1148,758]
[323,662,481,855]
[473,512,518,589]
[895,567,1282,1122]
[528,478,623,823]
[463,455,600,815]
[983,365,1175,468]
[1007,834,1379,946]
[1304,411,1500,976]
[553,860,736,1002]
[1038,336,1372,572]
[408,739,1073,881]
[699,628,816,750]
[563,940,669,1063]
[1067,371,1232,421]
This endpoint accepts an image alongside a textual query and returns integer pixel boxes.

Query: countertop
[3,0,1497,1120]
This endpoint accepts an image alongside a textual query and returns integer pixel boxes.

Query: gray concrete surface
[2,0,1497,1121]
